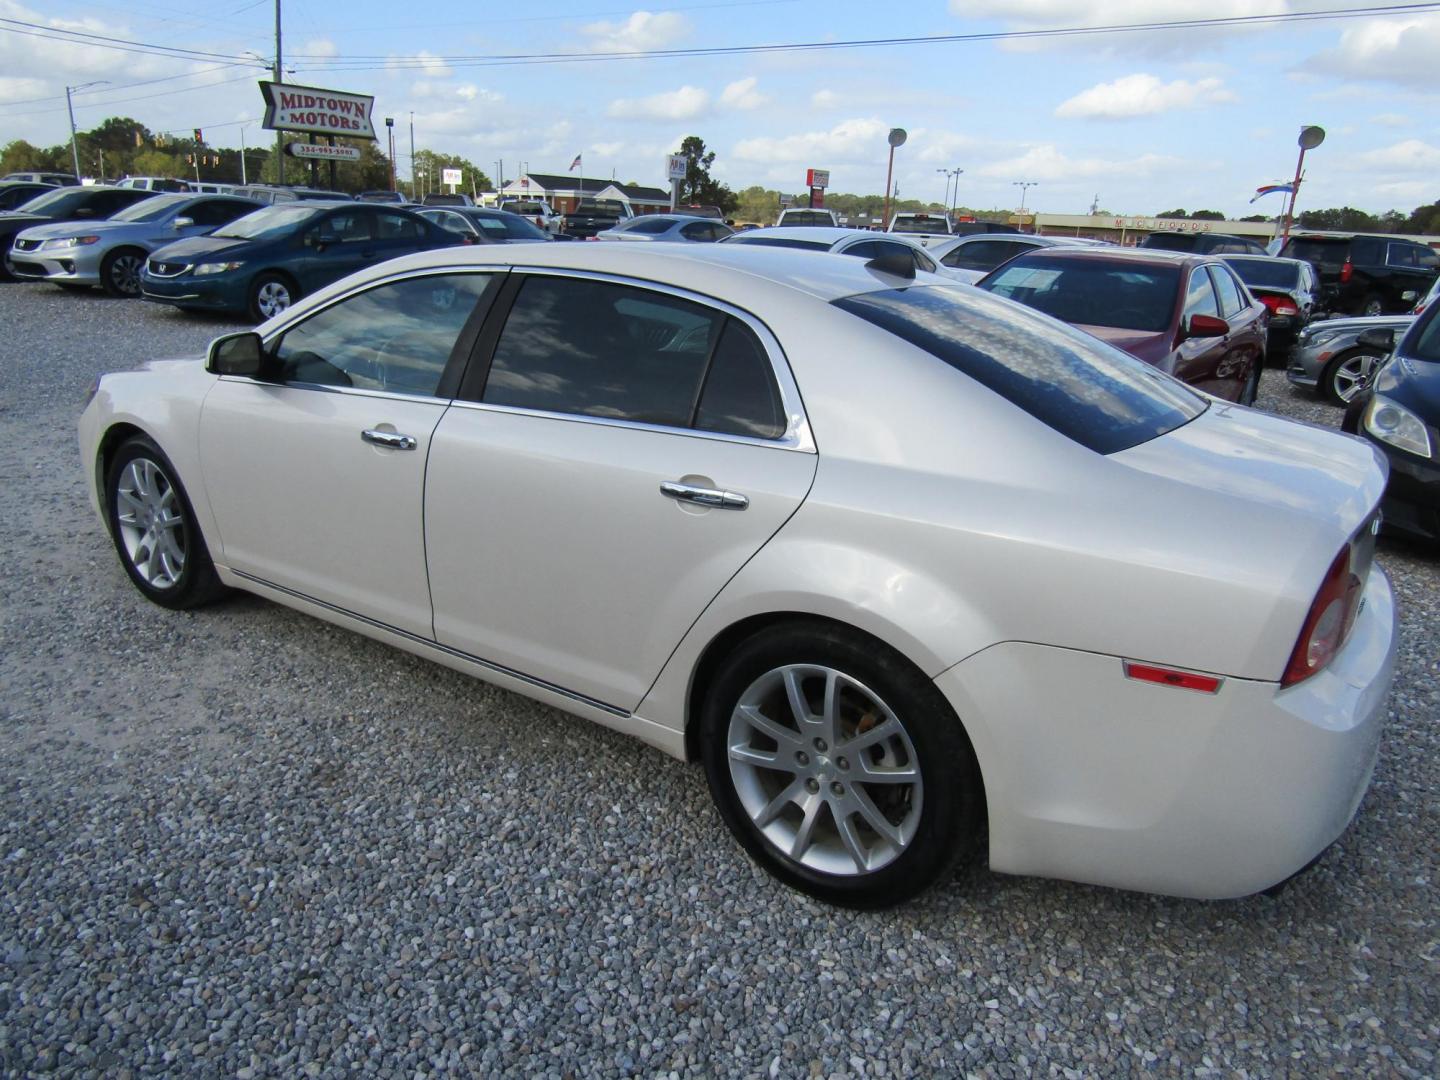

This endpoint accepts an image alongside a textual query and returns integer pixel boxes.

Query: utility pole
[1013,181,1038,231]
[240,126,248,185]
[274,0,284,184]
[409,112,416,198]
[64,82,107,179]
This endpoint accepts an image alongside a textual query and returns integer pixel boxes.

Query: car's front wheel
[105,436,225,610]
[1321,347,1384,405]
[100,247,146,297]
[700,621,984,908]
[249,272,297,322]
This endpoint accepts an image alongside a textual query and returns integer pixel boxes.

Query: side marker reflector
[1124,661,1223,694]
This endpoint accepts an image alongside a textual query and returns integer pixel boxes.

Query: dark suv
[1278,233,1440,316]
[1140,231,1268,256]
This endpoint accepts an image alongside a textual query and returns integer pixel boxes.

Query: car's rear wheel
[249,273,297,322]
[700,621,984,908]
[105,436,225,610]
[1238,359,1261,406]
[1357,294,1385,317]
[1321,347,1384,405]
[100,247,146,297]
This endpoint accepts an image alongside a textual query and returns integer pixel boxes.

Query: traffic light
[193,128,202,144]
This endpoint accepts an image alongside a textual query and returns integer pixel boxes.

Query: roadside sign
[442,168,462,187]
[286,142,362,162]
[805,168,830,189]
[667,154,688,180]
[260,81,377,140]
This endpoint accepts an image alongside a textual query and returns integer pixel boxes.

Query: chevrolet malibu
[80,243,1397,907]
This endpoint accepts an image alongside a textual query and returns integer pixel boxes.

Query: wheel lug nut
[795,751,809,766]
[814,738,828,752]
[836,756,849,770]
[830,781,845,796]
[805,778,820,794]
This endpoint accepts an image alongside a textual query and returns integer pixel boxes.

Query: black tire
[104,436,226,610]
[699,620,984,908]
[99,246,146,297]
[1320,347,1384,406]
[248,272,298,322]
[1238,358,1261,406]
[1356,293,1385,317]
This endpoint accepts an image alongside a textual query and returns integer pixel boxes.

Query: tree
[1156,208,1188,219]
[411,149,491,198]
[1403,201,1440,235]
[1239,214,1270,223]
[0,140,57,175]
[676,135,737,214]
[1190,210,1225,221]
[1297,206,1381,231]
[733,185,778,224]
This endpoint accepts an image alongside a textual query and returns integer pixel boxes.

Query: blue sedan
[140,202,463,321]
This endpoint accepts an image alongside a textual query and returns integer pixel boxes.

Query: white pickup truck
[887,212,953,247]
[499,198,562,236]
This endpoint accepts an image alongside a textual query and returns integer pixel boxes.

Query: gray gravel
[1,281,1437,1078]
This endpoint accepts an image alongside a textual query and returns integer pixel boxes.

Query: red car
[976,248,1267,403]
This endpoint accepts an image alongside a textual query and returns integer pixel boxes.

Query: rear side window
[483,277,787,438]
[624,217,676,235]
[1141,234,1196,252]
[835,285,1204,455]
[377,212,423,239]
[1208,266,1246,318]
[1284,238,1347,274]
[944,239,1028,271]
[1183,268,1220,319]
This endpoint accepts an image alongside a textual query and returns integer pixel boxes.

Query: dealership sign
[286,142,362,162]
[806,168,830,189]
[261,81,377,140]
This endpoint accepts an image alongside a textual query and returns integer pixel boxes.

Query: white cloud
[409,81,501,104]
[951,0,1289,54]
[1304,16,1440,90]
[607,85,710,121]
[733,118,891,164]
[0,76,47,99]
[1369,112,1411,128]
[975,143,1181,181]
[719,77,766,111]
[296,38,338,59]
[1354,139,1440,172]
[388,51,453,78]
[581,11,690,52]
[1055,73,1237,119]
[811,89,841,109]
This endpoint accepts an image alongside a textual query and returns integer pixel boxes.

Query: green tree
[733,184,779,224]
[1297,206,1381,231]
[0,139,56,174]
[1156,208,1188,219]
[1239,214,1270,223]
[676,135,737,214]
[1190,209,1225,221]
[1403,201,1440,235]
[411,149,491,198]
[129,149,183,178]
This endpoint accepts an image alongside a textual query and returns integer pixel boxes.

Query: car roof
[734,226,856,243]
[1222,255,1309,267]
[299,239,944,306]
[1008,246,1211,267]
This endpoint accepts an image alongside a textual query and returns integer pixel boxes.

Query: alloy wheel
[113,457,186,589]
[726,664,923,876]
[1332,352,1381,403]
[109,253,143,296]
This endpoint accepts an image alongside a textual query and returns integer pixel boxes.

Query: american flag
[569,154,582,172]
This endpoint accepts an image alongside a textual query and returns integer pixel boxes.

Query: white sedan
[80,242,1396,907]
[721,225,973,282]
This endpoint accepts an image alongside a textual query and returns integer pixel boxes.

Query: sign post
[667,153,687,212]
[442,167,462,193]
[805,168,829,209]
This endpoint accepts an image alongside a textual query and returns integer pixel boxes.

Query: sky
[1,0,1438,218]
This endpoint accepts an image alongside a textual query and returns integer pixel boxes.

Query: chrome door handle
[361,429,417,451]
[660,480,748,510]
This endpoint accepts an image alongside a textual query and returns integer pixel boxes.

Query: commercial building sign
[442,168,463,187]
[286,142,362,162]
[261,81,377,140]
[667,154,688,180]
[806,168,830,189]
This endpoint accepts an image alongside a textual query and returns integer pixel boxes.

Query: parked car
[498,199,561,235]
[1286,314,1414,404]
[0,181,54,212]
[1413,274,1440,316]
[358,190,409,204]
[1277,233,1440,316]
[722,226,963,281]
[1141,232,1268,256]
[595,214,733,243]
[420,193,475,207]
[560,198,633,239]
[775,208,838,227]
[950,220,1019,236]
[115,177,193,192]
[676,204,726,220]
[0,171,78,187]
[139,202,462,320]
[415,206,550,245]
[9,193,261,296]
[80,241,1396,906]
[0,185,157,279]
[192,182,238,196]
[231,185,352,205]
[1222,255,1321,359]
[887,212,952,245]
[927,233,1097,284]
[976,248,1267,403]
[1340,309,1440,543]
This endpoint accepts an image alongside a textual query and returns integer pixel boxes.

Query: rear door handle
[660,481,748,510]
[361,429,417,450]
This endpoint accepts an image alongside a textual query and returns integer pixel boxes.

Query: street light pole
[1013,181,1038,231]
[64,81,108,179]
[274,0,284,185]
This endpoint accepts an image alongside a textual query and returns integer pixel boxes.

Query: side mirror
[1184,313,1229,340]
[207,331,267,376]
[1355,327,1396,351]
[172,216,195,230]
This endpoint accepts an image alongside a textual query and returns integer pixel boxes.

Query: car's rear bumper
[934,568,1396,899]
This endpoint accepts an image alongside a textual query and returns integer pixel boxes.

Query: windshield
[1404,305,1440,361]
[110,194,189,223]
[1226,259,1299,289]
[1142,234,1198,252]
[617,217,675,234]
[779,211,833,226]
[8,187,93,215]
[507,202,546,214]
[212,204,319,240]
[472,213,547,240]
[979,257,1180,333]
[1283,238,1347,274]
[835,285,1204,454]
[891,217,949,234]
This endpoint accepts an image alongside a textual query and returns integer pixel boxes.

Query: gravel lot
[1,280,1436,1078]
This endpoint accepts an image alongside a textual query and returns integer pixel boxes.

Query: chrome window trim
[214,375,452,407]
[486,265,816,453]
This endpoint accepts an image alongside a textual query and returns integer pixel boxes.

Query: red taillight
[1339,258,1353,285]
[1259,295,1299,317]
[1281,547,1363,687]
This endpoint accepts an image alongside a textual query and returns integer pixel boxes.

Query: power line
[0,15,260,63]
[0,62,259,109]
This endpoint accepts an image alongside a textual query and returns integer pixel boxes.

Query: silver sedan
[595,214,733,243]
[9,194,261,296]
[1287,314,1414,404]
